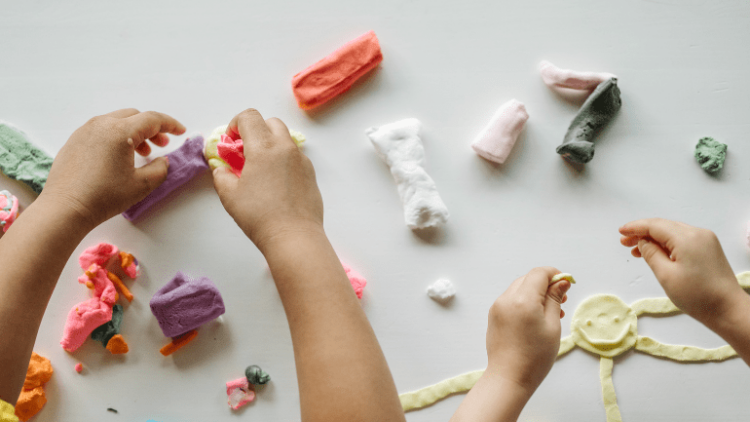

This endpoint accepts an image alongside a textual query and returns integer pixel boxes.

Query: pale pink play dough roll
[471,99,529,164]
[539,60,616,91]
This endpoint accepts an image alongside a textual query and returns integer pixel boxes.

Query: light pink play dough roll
[539,60,616,91]
[471,99,529,164]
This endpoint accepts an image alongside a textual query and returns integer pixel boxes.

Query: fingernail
[213,168,220,176]
[164,156,169,167]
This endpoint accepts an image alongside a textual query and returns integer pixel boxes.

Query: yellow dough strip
[630,297,679,316]
[399,370,483,411]
[634,336,737,362]
[399,336,575,411]
[599,357,623,422]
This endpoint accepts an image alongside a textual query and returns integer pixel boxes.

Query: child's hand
[619,218,743,327]
[486,267,570,394]
[43,109,185,227]
[212,109,324,252]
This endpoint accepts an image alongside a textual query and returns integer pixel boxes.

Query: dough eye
[614,317,620,323]
[586,320,592,326]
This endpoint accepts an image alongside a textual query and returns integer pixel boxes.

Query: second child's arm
[620,218,750,365]
[213,109,405,422]
[450,267,571,422]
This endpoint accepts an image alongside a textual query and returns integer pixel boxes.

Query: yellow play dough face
[571,294,637,358]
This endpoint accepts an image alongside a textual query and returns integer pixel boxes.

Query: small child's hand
[212,109,324,252]
[486,267,570,394]
[619,218,743,327]
[43,109,185,227]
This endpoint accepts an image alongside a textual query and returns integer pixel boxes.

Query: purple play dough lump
[150,272,226,338]
[122,135,208,222]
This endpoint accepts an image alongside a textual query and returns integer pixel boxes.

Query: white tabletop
[2,1,750,421]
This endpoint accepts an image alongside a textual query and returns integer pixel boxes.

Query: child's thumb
[212,166,238,200]
[544,280,570,321]
[135,156,169,195]
[637,239,671,274]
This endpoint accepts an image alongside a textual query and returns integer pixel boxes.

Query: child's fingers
[125,111,186,149]
[149,133,170,148]
[134,156,169,196]
[619,218,682,245]
[104,108,140,118]
[265,118,297,148]
[544,280,570,322]
[135,141,151,157]
[620,235,639,247]
[636,239,672,277]
[523,266,561,298]
[226,108,272,147]
[212,166,239,205]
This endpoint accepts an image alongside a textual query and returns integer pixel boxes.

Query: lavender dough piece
[150,272,225,338]
[556,78,622,164]
[122,135,208,221]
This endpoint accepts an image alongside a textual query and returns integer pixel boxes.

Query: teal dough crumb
[694,137,727,174]
[245,365,271,385]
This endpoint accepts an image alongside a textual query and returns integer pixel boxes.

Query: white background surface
[2,0,750,421]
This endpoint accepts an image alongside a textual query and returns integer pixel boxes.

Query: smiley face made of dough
[571,294,638,358]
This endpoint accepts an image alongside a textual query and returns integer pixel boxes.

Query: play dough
[245,365,271,385]
[226,377,255,410]
[291,31,383,110]
[342,263,367,299]
[694,136,727,174]
[15,352,53,422]
[122,135,208,221]
[426,278,456,303]
[0,190,19,232]
[204,125,306,175]
[471,99,528,164]
[366,118,449,229]
[150,272,226,338]
[399,272,749,420]
[0,122,54,194]
[551,273,576,285]
[556,78,622,164]
[539,60,616,91]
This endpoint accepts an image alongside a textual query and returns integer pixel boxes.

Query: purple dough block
[122,135,208,222]
[150,272,226,338]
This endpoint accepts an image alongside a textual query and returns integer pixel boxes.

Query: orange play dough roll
[160,329,198,356]
[107,271,133,302]
[291,31,382,110]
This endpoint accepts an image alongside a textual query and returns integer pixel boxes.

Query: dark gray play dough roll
[556,77,622,164]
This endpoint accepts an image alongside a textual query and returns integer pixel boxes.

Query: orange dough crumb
[107,271,133,302]
[160,330,198,356]
[106,334,129,354]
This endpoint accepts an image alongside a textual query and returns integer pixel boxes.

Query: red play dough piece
[291,31,383,110]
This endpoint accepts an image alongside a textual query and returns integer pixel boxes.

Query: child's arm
[450,267,570,422]
[0,109,184,404]
[212,109,405,422]
[620,218,750,365]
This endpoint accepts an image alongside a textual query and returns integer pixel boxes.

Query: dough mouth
[577,322,631,348]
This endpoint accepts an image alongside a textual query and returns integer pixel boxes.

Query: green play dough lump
[694,137,727,174]
[0,122,53,193]
[91,304,124,347]
[245,365,271,385]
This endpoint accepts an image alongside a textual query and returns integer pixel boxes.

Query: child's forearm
[709,293,750,366]
[451,373,531,422]
[262,230,406,422]
[450,370,532,422]
[0,195,93,403]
